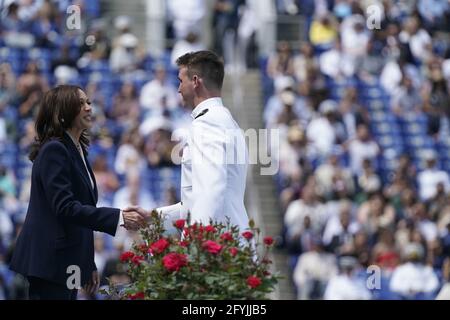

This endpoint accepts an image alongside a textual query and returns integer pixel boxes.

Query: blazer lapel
[63,133,97,204]
[84,154,98,203]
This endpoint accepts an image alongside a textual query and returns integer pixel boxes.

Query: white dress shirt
[157,97,250,232]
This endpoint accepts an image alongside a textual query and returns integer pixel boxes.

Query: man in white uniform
[128,50,250,232]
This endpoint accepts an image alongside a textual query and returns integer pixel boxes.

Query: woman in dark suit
[9,85,147,300]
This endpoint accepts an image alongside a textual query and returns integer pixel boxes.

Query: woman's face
[71,89,93,131]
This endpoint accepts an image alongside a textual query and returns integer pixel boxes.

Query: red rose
[162,252,188,272]
[247,276,262,289]
[220,232,233,242]
[179,241,189,247]
[263,236,274,246]
[203,240,223,255]
[131,255,144,266]
[120,251,135,262]
[149,238,170,254]
[229,247,238,257]
[137,243,148,254]
[128,292,145,300]
[174,219,186,229]
[263,271,271,276]
[242,231,253,240]
[205,225,216,233]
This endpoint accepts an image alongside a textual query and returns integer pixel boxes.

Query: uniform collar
[191,97,223,119]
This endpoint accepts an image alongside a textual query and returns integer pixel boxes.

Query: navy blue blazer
[10,133,120,286]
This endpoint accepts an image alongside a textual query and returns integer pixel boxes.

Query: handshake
[121,206,151,231]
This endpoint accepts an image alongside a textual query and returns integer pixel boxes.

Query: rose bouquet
[105,210,280,300]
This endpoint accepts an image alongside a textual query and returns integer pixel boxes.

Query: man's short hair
[176,50,224,90]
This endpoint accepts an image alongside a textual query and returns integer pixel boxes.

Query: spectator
[144,127,177,168]
[436,257,450,300]
[306,100,346,158]
[114,127,146,176]
[0,63,16,113]
[139,64,179,114]
[1,2,35,48]
[421,59,449,138]
[319,38,355,81]
[324,256,372,300]
[50,43,78,73]
[322,200,360,253]
[278,125,311,182]
[417,151,450,202]
[357,158,382,195]
[357,191,396,235]
[371,228,400,273]
[171,32,206,68]
[264,77,312,129]
[399,16,433,64]
[266,41,295,81]
[167,0,206,40]
[77,20,111,69]
[110,82,140,128]
[293,236,338,300]
[412,202,439,244]
[15,61,48,119]
[292,42,319,83]
[338,87,369,139]
[91,154,120,207]
[315,152,354,200]
[345,124,380,176]
[340,14,370,59]
[211,0,243,64]
[109,33,144,74]
[30,0,60,48]
[391,76,422,116]
[389,243,440,299]
[417,0,449,32]
[284,184,327,245]
[309,13,338,51]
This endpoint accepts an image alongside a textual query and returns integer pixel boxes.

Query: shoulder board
[194,108,209,119]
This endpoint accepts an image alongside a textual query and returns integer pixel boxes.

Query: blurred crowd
[0,0,262,300]
[265,0,450,299]
[0,0,202,300]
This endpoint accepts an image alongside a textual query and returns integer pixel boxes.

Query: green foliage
[105,211,280,300]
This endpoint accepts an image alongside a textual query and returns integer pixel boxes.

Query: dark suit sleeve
[40,141,120,236]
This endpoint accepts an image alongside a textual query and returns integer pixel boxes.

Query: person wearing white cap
[109,33,140,73]
[389,243,440,299]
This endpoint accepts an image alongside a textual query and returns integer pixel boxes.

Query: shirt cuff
[116,210,124,234]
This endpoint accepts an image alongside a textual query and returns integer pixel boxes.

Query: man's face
[177,66,195,109]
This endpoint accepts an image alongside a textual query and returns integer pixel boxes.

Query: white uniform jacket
[157,97,250,232]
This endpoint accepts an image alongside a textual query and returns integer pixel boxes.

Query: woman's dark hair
[29,85,90,161]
